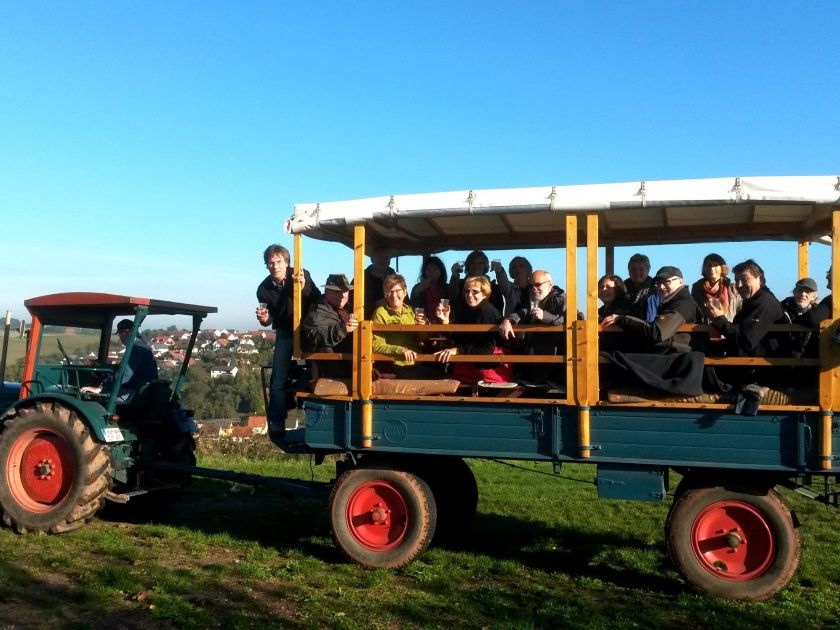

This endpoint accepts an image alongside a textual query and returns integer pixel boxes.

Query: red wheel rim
[691,500,776,581]
[345,480,409,551]
[5,428,75,512]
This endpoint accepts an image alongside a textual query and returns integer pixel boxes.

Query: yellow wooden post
[292,234,302,359]
[798,240,809,280]
[359,320,374,448]
[565,215,578,404]
[818,209,840,469]
[352,226,366,399]
[353,225,375,447]
[566,214,591,459]
[586,213,599,404]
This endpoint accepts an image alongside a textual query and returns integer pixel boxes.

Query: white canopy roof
[286,176,840,254]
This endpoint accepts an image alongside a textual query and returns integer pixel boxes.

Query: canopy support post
[293,234,303,359]
[798,240,809,280]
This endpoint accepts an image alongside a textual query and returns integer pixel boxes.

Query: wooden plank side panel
[582,410,800,469]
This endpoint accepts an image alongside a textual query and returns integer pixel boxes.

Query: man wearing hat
[301,274,358,378]
[780,277,819,359]
[601,265,700,353]
[781,277,819,321]
[256,244,321,433]
[114,318,158,399]
[708,259,785,360]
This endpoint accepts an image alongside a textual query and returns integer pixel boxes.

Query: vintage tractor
[0,293,217,533]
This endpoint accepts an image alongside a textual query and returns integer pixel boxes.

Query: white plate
[477,380,518,389]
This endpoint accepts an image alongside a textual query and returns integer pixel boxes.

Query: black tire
[329,466,436,568]
[0,404,110,534]
[665,486,800,600]
[409,457,478,543]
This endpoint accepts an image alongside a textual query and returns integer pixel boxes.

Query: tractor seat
[117,378,173,421]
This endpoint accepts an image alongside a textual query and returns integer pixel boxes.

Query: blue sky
[2,2,838,329]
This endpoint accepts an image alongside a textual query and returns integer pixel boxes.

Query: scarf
[703,279,730,310]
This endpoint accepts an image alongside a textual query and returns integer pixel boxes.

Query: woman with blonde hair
[434,276,512,384]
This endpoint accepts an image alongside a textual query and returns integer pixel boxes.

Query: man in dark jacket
[301,274,358,378]
[602,265,699,353]
[780,277,819,358]
[709,259,784,358]
[601,266,704,395]
[708,259,786,388]
[256,244,321,432]
[499,270,566,383]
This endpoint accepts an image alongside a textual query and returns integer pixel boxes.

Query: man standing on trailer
[256,244,321,434]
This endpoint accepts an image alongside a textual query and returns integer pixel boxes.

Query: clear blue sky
[2,2,838,329]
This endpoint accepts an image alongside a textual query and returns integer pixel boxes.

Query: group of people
[256,243,832,432]
[598,252,826,359]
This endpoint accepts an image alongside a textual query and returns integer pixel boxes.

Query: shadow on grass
[99,477,340,562]
[101,477,681,595]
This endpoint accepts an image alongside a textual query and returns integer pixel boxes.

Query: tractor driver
[81,319,158,401]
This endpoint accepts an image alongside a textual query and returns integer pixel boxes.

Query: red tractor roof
[24,292,217,328]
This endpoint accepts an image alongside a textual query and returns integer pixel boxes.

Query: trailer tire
[0,405,110,534]
[665,486,800,600]
[329,466,436,568]
[412,457,478,543]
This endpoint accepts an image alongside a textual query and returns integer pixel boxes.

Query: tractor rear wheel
[665,485,800,600]
[0,404,110,533]
[329,465,436,568]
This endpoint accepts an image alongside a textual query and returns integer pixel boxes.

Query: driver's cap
[114,319,134,334]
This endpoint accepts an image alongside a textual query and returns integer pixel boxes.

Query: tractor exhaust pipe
[0,310,11,384]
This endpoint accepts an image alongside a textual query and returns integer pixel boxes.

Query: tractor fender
[0,393,135,445]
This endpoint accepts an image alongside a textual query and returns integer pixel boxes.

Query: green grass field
[1,332,101,379]
[0,438,839,628]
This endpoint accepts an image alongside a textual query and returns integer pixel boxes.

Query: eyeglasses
[386,288,405,295]
[464,289,483,296]
[654,277,680,287]
[528,280,550,288]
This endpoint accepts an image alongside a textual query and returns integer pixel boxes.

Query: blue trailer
[276,175,840,600]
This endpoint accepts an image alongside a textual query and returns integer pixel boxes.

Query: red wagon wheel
[329,466,436,568]
[666,486,800,600]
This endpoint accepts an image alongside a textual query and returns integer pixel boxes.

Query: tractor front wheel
[0,405,110,533]
[329,466,436,568]
[665,486,800,600]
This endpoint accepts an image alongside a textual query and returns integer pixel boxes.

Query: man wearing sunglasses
[601,265,699,353]
[499,270,567,383]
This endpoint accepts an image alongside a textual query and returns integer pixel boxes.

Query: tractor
[0,293,216,533]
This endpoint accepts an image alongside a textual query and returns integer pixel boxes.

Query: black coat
[615,285,699,353]
[713,287,784,357]
[256,268,321,334]
[301,298,353,354]
[451,299,502,355]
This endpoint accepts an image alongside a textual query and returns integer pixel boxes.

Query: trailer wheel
[329,466,436,568]
[414,458,478,543]
[0,405,110,534]
[665,486,800,600]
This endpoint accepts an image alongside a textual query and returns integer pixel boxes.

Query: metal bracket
[730,176,743,202]
[635,181,647,207]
